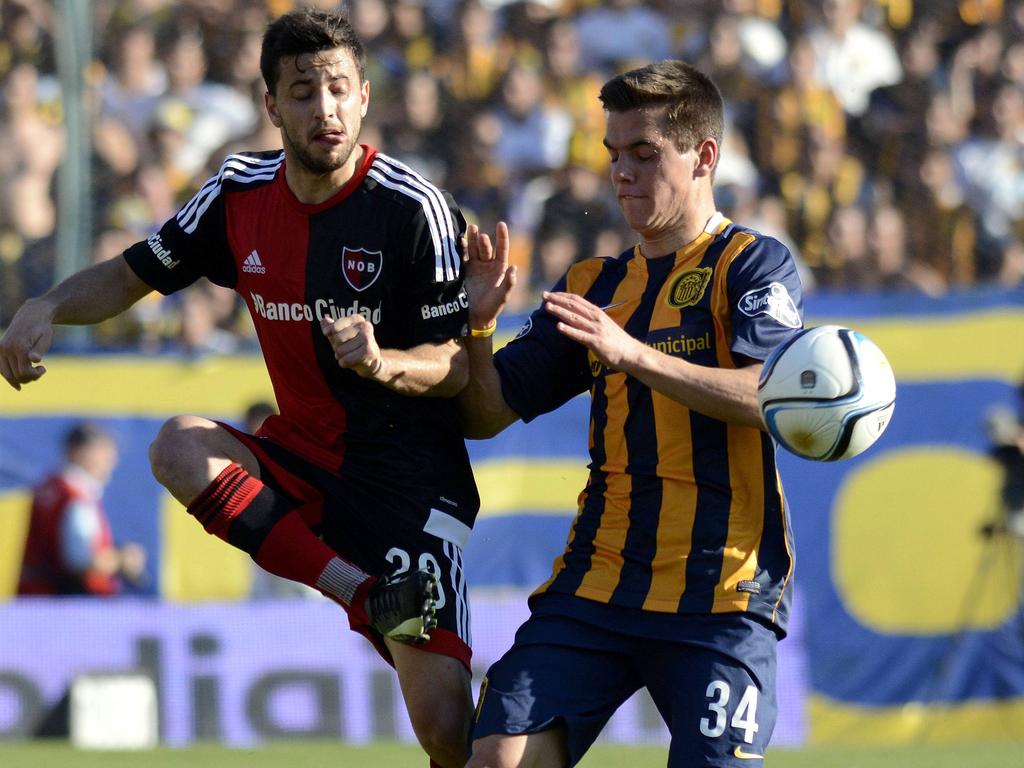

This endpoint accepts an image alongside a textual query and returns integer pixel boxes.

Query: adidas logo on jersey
[242,250,266,274]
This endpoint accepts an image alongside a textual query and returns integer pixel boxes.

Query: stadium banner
[1,286,1023,746]
[0,594,808,746]
[788,288,1024,744]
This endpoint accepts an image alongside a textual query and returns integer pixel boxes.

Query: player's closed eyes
[608,150,657,164]
[290,85,349,101]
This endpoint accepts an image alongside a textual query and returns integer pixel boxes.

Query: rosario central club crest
[341,247,383,292]
[667,267,712,308]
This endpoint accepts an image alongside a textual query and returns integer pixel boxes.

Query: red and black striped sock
[187,463,369,604]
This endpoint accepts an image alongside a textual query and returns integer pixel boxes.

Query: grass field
[0,740,1022,767]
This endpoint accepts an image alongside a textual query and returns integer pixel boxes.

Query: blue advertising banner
[0,595,809,746]
[785,289,1024,743]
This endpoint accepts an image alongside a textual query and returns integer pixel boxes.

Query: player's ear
[360,78,370,118]
[265,91,283,128]
[695,137,718,178]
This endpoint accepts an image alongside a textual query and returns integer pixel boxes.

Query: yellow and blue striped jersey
[494,214,803,633]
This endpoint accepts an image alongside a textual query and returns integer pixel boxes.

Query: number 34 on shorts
[700,680,759,744]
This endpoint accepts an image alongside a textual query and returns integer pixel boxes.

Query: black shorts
[219,422,473,668]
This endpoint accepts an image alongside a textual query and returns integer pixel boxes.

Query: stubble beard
[283,123,359,176]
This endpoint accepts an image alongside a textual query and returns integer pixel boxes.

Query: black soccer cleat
[365,568,439,644]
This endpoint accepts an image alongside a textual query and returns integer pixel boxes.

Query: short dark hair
[598,60,724,155]
[64,422,114,454]
[260,8,366,95]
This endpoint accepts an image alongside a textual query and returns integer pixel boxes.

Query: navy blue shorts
[472,605,778,766]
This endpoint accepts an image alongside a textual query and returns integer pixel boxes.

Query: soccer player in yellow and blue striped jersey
[460,60,804,768]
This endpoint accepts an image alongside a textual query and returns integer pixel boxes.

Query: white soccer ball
[758,325,896,461]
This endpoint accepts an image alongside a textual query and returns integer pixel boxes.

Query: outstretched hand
[0,300,54,390]
[463,222,517,332]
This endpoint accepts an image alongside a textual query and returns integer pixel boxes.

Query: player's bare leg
[465,730,570,768]
[149,415,259,499]
[387,639,473,768]
[150,416,439,641]
[149,415,371,605]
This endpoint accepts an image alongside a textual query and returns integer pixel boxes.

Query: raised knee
[148,416,192,484]
[149,414,220,494]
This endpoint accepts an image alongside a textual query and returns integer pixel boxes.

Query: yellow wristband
[469,321,497,338]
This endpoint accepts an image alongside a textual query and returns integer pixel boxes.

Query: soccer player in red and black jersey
[0,9,476,767]
[461,61,805,767]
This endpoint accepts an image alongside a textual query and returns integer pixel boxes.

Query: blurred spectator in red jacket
[17,422,146,596]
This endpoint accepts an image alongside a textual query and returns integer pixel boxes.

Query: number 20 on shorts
[385,546,447,609]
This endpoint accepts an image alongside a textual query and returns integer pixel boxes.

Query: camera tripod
[916,506,1024,740]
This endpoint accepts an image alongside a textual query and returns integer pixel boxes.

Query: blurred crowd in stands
[0,0,1021,354]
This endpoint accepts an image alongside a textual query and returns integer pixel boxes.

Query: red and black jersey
[124,146,478,528]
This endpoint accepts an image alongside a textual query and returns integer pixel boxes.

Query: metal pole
[53,0,92,346]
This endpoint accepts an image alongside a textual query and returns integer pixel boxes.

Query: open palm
[463,222,517,329]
